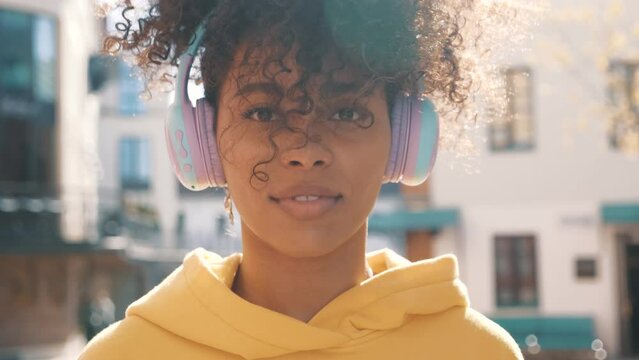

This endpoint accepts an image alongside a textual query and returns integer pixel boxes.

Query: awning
[602,203,639,224]
[490,316,596,350]
[368,208,459,232]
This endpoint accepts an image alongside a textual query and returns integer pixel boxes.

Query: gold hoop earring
[224,190,235,226]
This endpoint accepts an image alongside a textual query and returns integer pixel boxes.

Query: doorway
[619,232,639,356]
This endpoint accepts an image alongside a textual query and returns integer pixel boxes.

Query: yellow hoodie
[79,248,523,359]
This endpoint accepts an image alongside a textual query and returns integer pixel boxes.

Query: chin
[264,227,353,259]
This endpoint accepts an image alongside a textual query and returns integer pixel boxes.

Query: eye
[242,107,277,122]
[331,107,361,122]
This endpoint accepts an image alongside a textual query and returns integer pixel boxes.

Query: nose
[278,128,333,170]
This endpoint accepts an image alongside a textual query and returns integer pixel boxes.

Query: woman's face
[216,43,391,258]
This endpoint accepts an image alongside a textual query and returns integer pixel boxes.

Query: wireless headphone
[165,14,439,191]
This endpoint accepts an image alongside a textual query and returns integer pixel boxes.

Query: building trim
[368,208,459,232]
[602,203,639,224]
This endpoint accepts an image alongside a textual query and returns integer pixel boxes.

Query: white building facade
[428,1,639,357]
[94,17,236,254]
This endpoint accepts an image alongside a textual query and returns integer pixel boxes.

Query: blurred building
[370,1,639,359]
[93,48,238,255]
[0,0,122,358]
[0,0,202,358]
[93,7,241,257]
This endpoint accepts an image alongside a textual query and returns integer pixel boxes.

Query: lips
[271,185,340,200]
[270,185,343,220]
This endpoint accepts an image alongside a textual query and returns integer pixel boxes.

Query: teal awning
[602,203,639,224]
[368,208,459,232]
[491,316,596,350]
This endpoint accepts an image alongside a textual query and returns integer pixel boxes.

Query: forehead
[222,39,373,99]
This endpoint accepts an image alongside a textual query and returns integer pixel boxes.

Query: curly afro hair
[99,0,508,184]
[103,0,474,112]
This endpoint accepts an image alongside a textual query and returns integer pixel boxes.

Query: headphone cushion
[195,98,226,187]
[401,98,439,186]
[384,94,411,182]
[384,95,439,186]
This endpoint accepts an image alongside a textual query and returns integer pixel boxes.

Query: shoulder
[457,307,524,360]
[78,316,162,360]
[406,306,523,359]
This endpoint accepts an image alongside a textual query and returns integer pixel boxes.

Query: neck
[231,223,370,323]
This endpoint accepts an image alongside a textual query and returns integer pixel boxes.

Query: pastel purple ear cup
[165,13,439,190]
[383,94,439,186]
[165,13,227,190]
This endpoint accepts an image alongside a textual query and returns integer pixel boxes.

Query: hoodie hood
[126,248,469,359]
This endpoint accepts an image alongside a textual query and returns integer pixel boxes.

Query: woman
[81,0,523,359]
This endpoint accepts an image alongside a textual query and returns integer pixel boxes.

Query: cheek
[349,115,390,167]
[217,122,274,194]
[335,117,391,196]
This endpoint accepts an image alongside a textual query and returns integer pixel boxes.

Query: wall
[429,0,639,355]
[0,0,101,242]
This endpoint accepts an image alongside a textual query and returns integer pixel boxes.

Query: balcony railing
[0,183,161,247]
[0,183,64,245]
[0,182,242,256]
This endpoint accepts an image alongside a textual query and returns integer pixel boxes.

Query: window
[495,234,538,307]
[119,137,151,190]
[118,59,146,116]
[0,8,57,190]
[489,67,535,152]
[100,8,145,115]
[608,60,639,150]
[575,257,597,279]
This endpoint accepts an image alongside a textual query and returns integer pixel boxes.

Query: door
[619,231,639,356]
[626,242,639,355]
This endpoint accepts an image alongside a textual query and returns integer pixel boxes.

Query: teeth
[293,195,320,202]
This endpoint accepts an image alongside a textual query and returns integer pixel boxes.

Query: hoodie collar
[127,248,469,359]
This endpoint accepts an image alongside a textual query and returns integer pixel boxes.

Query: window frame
[488,66,536,153]
[118,136,152,191]
[0,7,60,192]
[607,59,639,151]
[494,234,539,309]
[117,58,146,116]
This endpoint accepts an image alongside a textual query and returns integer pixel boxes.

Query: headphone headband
[175,13,214,110]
